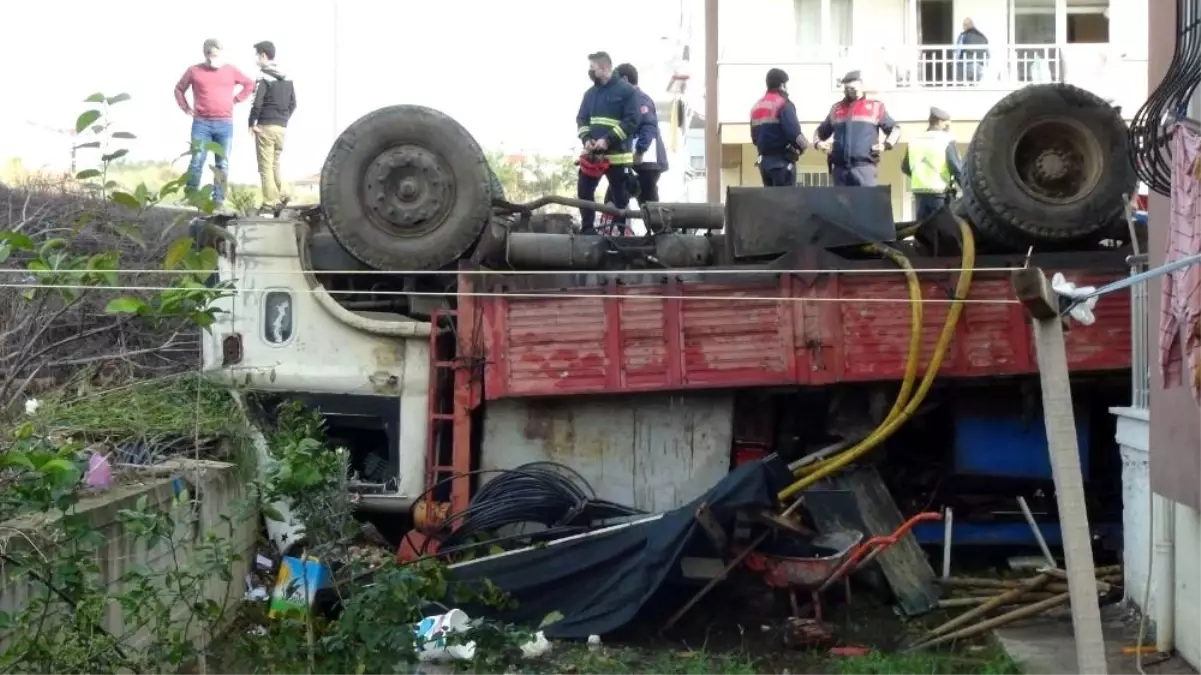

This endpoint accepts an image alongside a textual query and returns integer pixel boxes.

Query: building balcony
[717,42,1147,126]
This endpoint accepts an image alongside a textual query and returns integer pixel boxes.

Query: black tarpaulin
[447,458,792,639]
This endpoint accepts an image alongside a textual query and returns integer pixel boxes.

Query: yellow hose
[778,217,976,502]
[791,241,922,479]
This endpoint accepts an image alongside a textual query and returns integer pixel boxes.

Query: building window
[798,171,832,187]
[795,0,854,50]
[689,155,706,172]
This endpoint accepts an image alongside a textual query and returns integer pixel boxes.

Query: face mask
[843,87,858,100]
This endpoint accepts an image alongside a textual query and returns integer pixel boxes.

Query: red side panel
[478,269,1131,400]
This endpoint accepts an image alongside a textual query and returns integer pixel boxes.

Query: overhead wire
[1129,0,1201,196]
[0,281,1018,305]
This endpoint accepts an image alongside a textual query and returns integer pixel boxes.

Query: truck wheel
[320,105,493,271]
[964,83,1135,243]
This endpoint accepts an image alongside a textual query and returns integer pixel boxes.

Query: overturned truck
[200,83,1138,587]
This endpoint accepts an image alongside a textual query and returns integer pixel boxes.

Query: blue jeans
[187,118,234,203]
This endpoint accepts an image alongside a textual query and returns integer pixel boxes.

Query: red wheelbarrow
[744,511,941,621]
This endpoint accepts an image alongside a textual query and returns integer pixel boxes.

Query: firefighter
[750,68,807,187]
[812,70,901,187]
[575,51,639,234]
[902,106,966,220]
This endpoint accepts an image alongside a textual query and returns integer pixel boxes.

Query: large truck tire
[963,83,1136,244]
[320,105,495,271]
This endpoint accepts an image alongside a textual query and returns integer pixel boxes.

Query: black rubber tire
[963,83,1135,243]
[320,105,493,271]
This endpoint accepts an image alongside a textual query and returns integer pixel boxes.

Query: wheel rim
[1009,118,1103,206]
[362,145,455,238]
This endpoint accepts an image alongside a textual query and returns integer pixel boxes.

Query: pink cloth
[174,64,255,120]
[1159,122,1201,398]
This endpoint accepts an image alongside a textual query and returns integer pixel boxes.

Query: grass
[829,647,1022,675]
[536,643,1021,675]
[36,372,245,442]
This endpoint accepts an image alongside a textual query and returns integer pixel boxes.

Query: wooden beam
[703,0,720,204]
[1012,266,1108,675]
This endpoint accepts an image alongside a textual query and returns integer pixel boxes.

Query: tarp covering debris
[448,458,793,639]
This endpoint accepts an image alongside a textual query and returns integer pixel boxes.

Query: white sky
[1,0,681,184]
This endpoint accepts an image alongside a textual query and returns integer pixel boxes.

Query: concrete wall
[0,460,257,654]
[1143,21,1201,666]
[480,394,735,513]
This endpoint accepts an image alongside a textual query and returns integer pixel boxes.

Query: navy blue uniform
[605,88,668,207]
[815,97,899,187]
[750,90,805,187]
[576,77,639,231]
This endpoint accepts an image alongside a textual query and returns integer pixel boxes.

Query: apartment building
[700,0,1148,216]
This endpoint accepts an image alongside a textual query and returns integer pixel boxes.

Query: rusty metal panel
[482,269,1133,399]
[679,283,792,386]
[1062,273,1132,372]
[479,394,735,513]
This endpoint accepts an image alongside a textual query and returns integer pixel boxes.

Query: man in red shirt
[174,39,255,208]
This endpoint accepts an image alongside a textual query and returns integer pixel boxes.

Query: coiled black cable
[419,461,645,554]
[1130,0,1201,196]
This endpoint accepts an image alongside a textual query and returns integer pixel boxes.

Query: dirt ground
[529,576,1021,675]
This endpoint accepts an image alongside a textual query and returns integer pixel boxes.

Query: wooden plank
[808,465,940,616]
[1012,266,1107,675]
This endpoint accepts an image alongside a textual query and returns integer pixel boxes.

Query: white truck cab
[198,215,432,513]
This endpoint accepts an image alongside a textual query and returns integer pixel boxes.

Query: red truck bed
[465,266,1131,400]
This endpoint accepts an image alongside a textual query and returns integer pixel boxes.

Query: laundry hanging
[1158,122,1201,399]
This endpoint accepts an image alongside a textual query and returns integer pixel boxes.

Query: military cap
[930,106,951,121]
[840,70,862,83]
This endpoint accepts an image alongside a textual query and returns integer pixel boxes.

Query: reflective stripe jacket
[901,130,965,194]
[750,90,804,163]
[576,77,639,165]
[633,88,669,171]
[815,97,899,168]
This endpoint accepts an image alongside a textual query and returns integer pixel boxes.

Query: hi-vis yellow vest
[907,130,955,194]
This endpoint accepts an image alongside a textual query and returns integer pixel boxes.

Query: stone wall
[0,458,257,653]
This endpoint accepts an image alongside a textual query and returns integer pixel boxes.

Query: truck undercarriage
[199,83,1141,573]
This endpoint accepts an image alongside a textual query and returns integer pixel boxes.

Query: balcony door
[1011,0,1058,82]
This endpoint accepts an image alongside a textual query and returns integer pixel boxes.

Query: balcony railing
[720,43,1124,91]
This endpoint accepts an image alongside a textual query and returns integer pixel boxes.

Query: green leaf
[106,93,132,105]
[0,232,34,250]
[0,243,8,264]
[38,458,75,474]
[164,237,194,270]
[73,141,102,150]
[38,238,67,258]
[110,191,142,209]
[136,494,149,511]
[189,311,217,329]
[75,109,102,134]
[538,610,564,628]
[75,169,102,180]
[0,452,34,470]
[262,505,285,522]
[104,296,147,314]
[111,131,137,140]
[101,149,129,162]
[84,93,106,103]
[202,141,226,157]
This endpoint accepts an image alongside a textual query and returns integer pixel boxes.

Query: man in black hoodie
[249,40,296,212]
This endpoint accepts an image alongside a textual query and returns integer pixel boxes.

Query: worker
[812,70,900,187]
[611,63,668,205]
[575,51,639,234]
[902,107,966,220]
[750,68,807,187]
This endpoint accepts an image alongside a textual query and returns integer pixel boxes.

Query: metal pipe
[1017,496,1056,567]
[942,507,953,579]
[704,0,720,204]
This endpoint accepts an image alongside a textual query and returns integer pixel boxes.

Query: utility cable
[0,281,1019,305]
[1130,0,1201,196]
